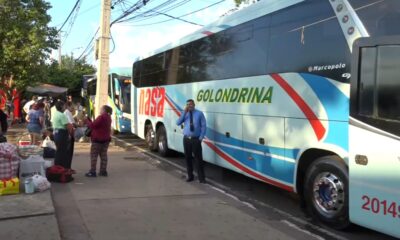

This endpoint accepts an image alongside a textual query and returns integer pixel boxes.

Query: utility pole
[95,0,111,117]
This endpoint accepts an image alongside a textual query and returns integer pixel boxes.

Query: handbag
[84,127,92,137]
[46,165,74,183]
[42,136,56,149]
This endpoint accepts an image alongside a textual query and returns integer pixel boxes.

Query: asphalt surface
[113,133,397,240]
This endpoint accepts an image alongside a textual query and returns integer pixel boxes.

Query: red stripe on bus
[271,73,326,141]
[165,96,181,117]
[204,140,293,192]
[202,31,214,36]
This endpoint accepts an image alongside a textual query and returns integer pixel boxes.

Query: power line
[78,0,197,60]
[62,0,83,45]
[152,10,203,26]
[113,0,190,24]
[57,0,82,34]
[77,27,99,60]
[122,0,225,26]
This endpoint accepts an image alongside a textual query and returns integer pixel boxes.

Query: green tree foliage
[0,0,58,90]
[46,55,96,96]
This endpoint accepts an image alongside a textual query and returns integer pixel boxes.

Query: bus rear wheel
[145,125,157,151]
[156,125,170,157]
[303,155,350,230]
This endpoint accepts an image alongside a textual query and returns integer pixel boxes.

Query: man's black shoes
[199,179,206,184]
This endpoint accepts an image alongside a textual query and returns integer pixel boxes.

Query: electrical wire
[110,31,116,53]
[57,0,82,34]
[62,0,83,45]
[77,27,99,60]
[152,10,203,26]
[122,0,225,26]
[78,0,199,59]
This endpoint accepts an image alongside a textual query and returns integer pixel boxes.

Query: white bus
[130,0,400,237]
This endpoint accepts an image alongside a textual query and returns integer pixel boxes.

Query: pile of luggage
[0,137,75,196]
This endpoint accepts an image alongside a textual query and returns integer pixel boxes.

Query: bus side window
[355,45,400,136]
[375,46,400,121]
[133,62,142,87]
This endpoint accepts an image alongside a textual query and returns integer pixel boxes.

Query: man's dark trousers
[183,137,205,181]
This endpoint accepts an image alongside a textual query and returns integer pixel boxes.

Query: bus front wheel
[145,125,157,151]
[303,155,350,230]
[156,125,170,157]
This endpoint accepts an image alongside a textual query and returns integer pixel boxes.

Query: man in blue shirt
[176,99,207,183]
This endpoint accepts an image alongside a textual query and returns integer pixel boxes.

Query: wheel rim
[146,129,154,147]
[312,172,345,217]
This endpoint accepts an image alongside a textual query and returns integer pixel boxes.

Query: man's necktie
[189,111,194,132]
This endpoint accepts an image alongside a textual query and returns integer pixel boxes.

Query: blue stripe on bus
[215,143,295,184]
[208,128,299,160]
[300,73,349,150]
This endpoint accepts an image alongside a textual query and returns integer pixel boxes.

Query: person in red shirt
[85,105,112,177]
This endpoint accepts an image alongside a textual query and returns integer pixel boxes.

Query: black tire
[303,155,350,230]
[156,125,170,157]
[145,125,157,151]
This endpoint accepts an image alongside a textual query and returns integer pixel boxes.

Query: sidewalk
[52,142,309,240]
[0,123,60,240]
[1,125,309,240]
[0,191,60,240]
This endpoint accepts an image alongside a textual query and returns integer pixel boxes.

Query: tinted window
[132,62,141,87]
[165,49,179,85]
[351,0,400,37]
[141,53,164,86]
[120,78,131,113]
[376,46,400,121]
[268,0,350,82]
[355,44,400,137]
[358,47,376,116]
[191,15,269,82]
[87,80,96,96]
[177,44,192,84]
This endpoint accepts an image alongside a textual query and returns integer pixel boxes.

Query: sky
[47,0,237,68]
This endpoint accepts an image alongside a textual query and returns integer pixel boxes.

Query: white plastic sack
[42,136,56,150]
[31,174,51,192]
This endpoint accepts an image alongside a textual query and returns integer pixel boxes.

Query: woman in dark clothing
[51,101,74,169]
[85,105,112,177]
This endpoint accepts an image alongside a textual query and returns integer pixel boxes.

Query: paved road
[113,133,397,240]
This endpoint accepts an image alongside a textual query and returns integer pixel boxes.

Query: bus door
[349,36,400,238]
